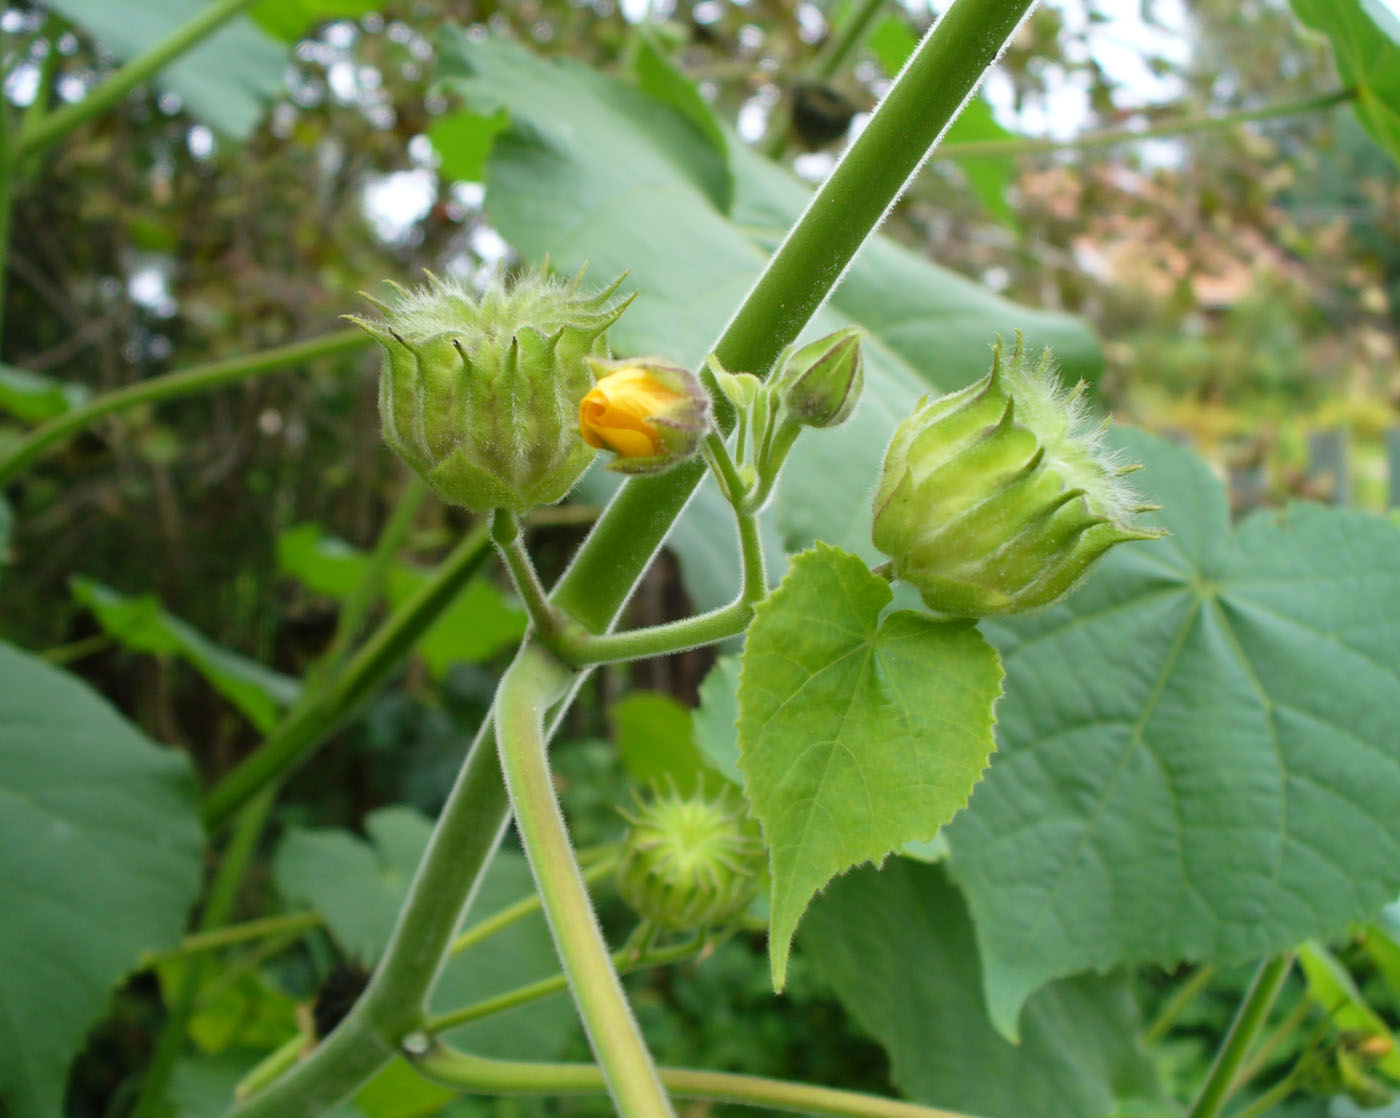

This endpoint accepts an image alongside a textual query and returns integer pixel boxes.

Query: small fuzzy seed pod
[872,335,1164,619]
[578,358,712,475]
[617,788,763,932]
[772,327,864,429]
[347,269,634,514]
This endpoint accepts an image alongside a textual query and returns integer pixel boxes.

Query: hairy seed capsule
[617,788,763,931]
[871,334,1164,619]
[347,269,634,514]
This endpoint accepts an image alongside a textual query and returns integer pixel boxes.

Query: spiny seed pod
[872,335,1164,619]
[578,358,712,475]
[347,269,634,513]
[617,788,763,931]
[773,327,864,429]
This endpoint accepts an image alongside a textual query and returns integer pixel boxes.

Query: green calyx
[772,326,864,429]
[872,334,1165,619]
[347,269,635,514]
[617,788,763,932]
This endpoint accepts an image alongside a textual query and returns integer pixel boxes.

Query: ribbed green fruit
[872,335,1164,618]
[347,270,633,513]
[617,789,763,932]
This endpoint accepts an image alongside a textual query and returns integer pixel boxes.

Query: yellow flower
[579,359,711,474]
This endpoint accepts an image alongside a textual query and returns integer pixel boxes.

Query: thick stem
[935,87,1354,161]
[223,4,1040,1109]
[202,519,492,831]
[1187,954,1294,1118]
[495,646,675,1117]
[16,0,260,160]
[0,328,369,488]
[413,1043,974,1118]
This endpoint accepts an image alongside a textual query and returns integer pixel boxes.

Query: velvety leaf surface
[432,32,1098,572]
[737,543,1002,986]
[802,860,1159,1118]
[0,642,203,1115]
[71,576,299,733]
[46,0,286,138]
[947,428,1400,1037]
[611,690,720,794]
[693,653,743,785]
[274,808,577,1059]
[276,522,525,674]
[1292,0,1400,168]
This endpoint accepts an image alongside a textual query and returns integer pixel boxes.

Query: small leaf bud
[579,359,712,475]
[347,269,633,514]
[617,787,763,932]
[872,334,1164,619]
[773,327,864,429]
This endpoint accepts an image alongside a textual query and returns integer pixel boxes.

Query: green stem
[1230,993,1310,1092]
[1230,1070,1301,1118]
[1186,954,1295,1118]
[235,1035,305,1103]
[131,788,275,1118]
[448,851,617,958]
[426,934,702,1035]
[935,87,1355,161]
[1144,964,1216,1046]
[15,0,259,160]
[490,508,570,645]
[226,3,1038,1109]
[554,437,766,666]
[813,0,888,82]
[147,911,323,964]
[202,519,492,831]
[414,1042,974,1118]
[313,476,428,687]
[495,645,674,1116]
[0,328,369,487]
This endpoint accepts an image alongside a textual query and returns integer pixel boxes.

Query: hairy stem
[1187,954,1295,1118]
[935,87,1354,161]
[1144,964,1216,1046]
[16,0,260,160]
[223,2,1040,1109]
[495,645,674,1116]
[0,328,369,487]
[414,1042,975,1118]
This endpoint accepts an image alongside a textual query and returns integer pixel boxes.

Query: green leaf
[694,654,743,786]
[274,806,429,963]
[155,964,299,1055]
[428,109,510,184]
[274,808,577,1059]
[0,641,203,1115]
[939,97,1020,227]
[629,28,730,168]
[276,523,526,674]
[354,1057,456,1118]
[251,0,377,42]
[0,362,89,423]
[737,542,1003,987]
[1292,0,1400,168]
[865,13,918,75]
[44,0,287,138]
[802,859,1159,1118]
[947,428,1400,1039]
[1298,941,1400,1079]
[433,32,1098,572]
[611,690,717,794]
[71,576,300,734]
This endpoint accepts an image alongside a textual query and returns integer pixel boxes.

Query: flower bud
[347,269,632,513]
[772,327,864,428]
[617,788,763,932]
[872,335,1163,619]
[579,359,712,475]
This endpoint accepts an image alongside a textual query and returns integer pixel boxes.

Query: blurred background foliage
[2,0,1399,1113]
